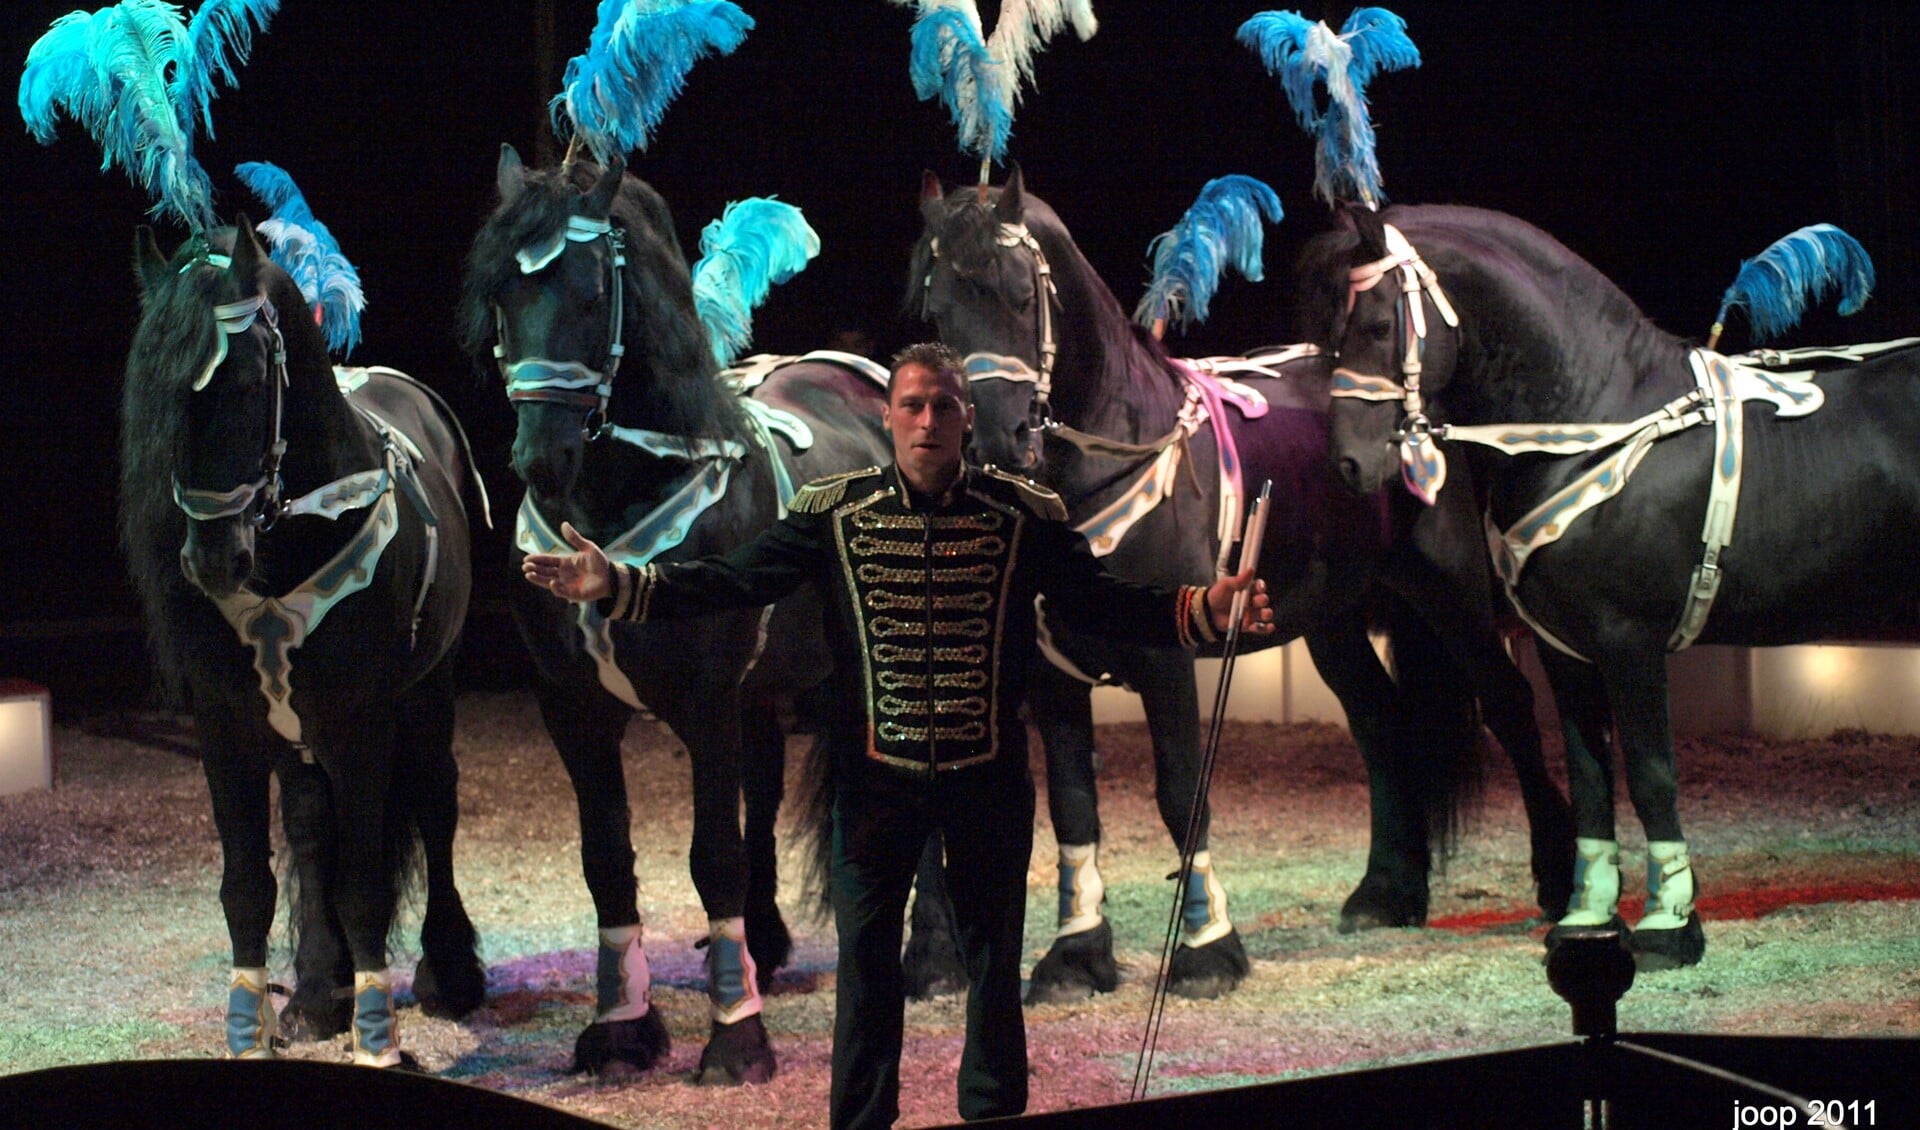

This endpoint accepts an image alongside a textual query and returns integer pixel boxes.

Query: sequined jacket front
[601,465,1214,774]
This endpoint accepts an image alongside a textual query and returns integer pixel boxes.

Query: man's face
[884,361,975,487]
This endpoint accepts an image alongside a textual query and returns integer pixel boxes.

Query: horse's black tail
[788,726,837,926]
[1387,601,1487,863]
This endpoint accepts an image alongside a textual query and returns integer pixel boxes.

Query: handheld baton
[1132,479,1273,1101]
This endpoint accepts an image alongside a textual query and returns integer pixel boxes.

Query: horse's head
[908,166,1055,474]
[1324,205,1464,498]
[130,216,308,598]
[463,145,636,511]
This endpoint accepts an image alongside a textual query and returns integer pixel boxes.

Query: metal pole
[1131,480,1271,1102]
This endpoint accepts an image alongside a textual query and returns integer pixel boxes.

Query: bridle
[1327,222,1460,500]
[924,220,1058,429]
[493,214,627,433]
[172,286,292,531]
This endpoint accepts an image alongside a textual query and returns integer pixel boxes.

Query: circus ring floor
[3,692,1917,1127]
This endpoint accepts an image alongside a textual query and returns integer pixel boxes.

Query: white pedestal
[0,680,53,795]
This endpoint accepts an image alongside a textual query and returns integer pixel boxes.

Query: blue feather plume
[550,0,753,165]
[1134,175,1284,332]
[177,0,279,136]
[1714,224,1874,345]
[235,161,365,355]
[691,197,821,368]
[19,0,277,231]
[1238,7,1418,208]
[906,4,1013,165]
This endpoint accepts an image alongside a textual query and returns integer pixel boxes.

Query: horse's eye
[1363,319,1393,343]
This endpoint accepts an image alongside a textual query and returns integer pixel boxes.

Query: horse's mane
[459,160,739,440]
[905,183,1186,421]
[120,233,236,702]
[1303,203,1686,414]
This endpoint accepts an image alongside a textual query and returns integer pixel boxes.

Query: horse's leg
[1025,656,1120,1005]
[1600,649,1704,970]
[739,684,792,992]
[1538,645,1631,949]
[902,830,967,1000]
[537,679,670,1074]
[198,713,280,1059]
[651,681,778,1087]
[1385,554,1576,921]
[1451,631,1575,920]
[276,753,352,1041]
[394,657,485,1018]
[1130,645,1249,1000]
[312,712,415,1068]
[1306,619,1427,931]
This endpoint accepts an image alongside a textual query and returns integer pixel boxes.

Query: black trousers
[828,757,1035,1130]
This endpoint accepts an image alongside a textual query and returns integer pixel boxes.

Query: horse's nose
[231,545,254,582]
[179,548,200,589]
[1337,455,1368,492]
[513,438,578,502]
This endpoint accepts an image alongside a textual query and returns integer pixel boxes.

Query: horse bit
[494,214,627,434]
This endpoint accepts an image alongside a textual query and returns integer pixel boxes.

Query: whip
[1131,478,1271,1101]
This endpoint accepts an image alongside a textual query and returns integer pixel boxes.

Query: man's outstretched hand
[522,522,613,604]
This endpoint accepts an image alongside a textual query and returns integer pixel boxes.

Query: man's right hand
[522,522,613,603]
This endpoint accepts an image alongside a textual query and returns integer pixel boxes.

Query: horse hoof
[1168,929,1251,1000]
[1630,912,1706,972]
[571,1010,672,1074]
[1026,921,1118,1005]
[694,1015,777,1086]
[746,906,793,993]
[278,992,352,1043]
[413,951,487,1020]
[903,922,968,1001]
[1338,879,1428,933]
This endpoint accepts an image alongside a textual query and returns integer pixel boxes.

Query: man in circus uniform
[524,341,1273,1128]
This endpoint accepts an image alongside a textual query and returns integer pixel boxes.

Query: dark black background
[4,1,1914,711]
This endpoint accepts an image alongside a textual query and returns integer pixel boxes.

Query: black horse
[913,170,1575,1000]
[123,218,485,1064]
[1322,203,1920,969]
[460,146,892,1082]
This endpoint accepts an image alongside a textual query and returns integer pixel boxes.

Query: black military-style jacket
[602,464,1217,774]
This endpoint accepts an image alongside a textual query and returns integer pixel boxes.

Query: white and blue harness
[1326,224,1918,658]
[174,291,480,745]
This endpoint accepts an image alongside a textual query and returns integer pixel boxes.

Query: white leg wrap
[1559,837,1622,927]
[225,966,277,1060]
[706,916,764,1025]
[1056,842,1106,938]
[1638,840,1696,930]
[595,924,652,1023]
[351,969,404,1068]
[1179,850,1233,948]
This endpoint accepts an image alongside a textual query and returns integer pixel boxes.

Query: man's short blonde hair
[887,341,968,402]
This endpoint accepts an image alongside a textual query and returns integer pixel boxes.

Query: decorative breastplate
[832,485,1024,771]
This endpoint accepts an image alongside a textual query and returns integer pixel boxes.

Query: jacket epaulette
[789,467,882,514]
[979,465,1068,522]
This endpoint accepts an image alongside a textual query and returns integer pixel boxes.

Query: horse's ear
[919,169,947,225]
[583,155,624,219]
[133,226,170,299]
[230,213,268,284]
[1347,203,1389,260]
[497,143,526,205]
[993,162,1026,224]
